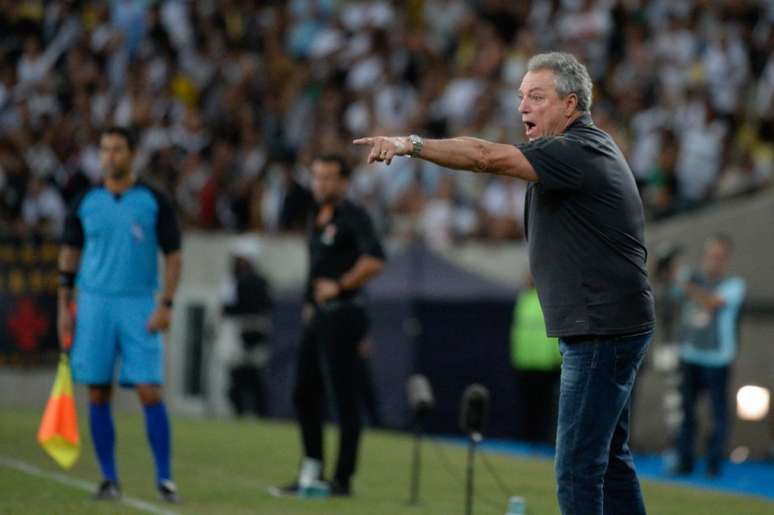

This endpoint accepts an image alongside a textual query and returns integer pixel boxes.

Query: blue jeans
[675,362,729,473]
[555,330,652,515]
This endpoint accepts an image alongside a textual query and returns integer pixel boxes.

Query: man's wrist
[408,134,423,157]
[160,298,174,309]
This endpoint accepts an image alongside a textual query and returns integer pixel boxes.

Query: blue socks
[89,401,172,487]
[89,403,118,484]
[143,402,172,485]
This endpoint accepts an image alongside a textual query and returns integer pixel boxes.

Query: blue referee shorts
[70,291,164,387]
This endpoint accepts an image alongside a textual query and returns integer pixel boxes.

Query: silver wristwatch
[408,134,424,158]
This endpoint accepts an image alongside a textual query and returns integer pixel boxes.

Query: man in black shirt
[271,154,385,498]
[355,52,654,515]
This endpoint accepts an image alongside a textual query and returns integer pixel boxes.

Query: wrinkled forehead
[518,69,558,96]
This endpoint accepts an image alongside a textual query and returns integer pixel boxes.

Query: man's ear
[565,94,578,117]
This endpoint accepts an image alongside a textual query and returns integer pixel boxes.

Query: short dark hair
[101,126,136,151]
[314,154,351,179]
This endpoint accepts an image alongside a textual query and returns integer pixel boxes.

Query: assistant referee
[58,126,182,502]
[355,52,655,515]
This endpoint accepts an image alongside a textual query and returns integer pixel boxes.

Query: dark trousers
[675,362,730,472]
[292,305,368,483]
[514,369,560,444]
[555,330,652,515]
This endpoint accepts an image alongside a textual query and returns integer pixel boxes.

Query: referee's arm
[159,251,182,307]
[58,197,85,350]
[57,245,81,349]
[148,189,183,332]
[353,136,538,181]
[146,250,182,333]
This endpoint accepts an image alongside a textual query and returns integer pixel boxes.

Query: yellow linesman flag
[37,353,80,469]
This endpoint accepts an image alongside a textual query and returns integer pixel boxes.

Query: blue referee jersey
[63,181,181,295]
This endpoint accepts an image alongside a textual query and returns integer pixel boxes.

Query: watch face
[410,135,421,154]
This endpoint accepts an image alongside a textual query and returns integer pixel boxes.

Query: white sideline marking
[0,456,179,515]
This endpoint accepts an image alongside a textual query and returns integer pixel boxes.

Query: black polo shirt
[517,113,655,338]
[306,199,385,303]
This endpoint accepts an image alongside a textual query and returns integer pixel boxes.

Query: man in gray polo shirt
[355,52,655,515]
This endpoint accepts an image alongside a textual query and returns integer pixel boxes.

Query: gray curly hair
[527,52,593,113]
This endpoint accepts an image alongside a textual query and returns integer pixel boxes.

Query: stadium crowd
[1,0,773,245]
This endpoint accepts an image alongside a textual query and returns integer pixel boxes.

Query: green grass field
[0,408,771,515]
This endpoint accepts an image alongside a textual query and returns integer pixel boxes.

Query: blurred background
[0,0,772,483]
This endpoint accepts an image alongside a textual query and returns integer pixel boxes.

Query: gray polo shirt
[517,113,655,338]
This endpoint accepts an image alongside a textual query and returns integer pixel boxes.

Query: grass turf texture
[0,408,771,515]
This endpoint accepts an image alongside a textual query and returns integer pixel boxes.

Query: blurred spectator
[221,241,273,418]
[21,175,65,237]
[417,175,478,248]
[675,99,729,209]
[480,177,526,241]
[670,234,746,478]
[644,129,680,219]
[276,154,315,233]
[263,156,316,233]
[0,0,771,242]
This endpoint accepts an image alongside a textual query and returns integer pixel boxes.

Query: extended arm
[353,135,538,181]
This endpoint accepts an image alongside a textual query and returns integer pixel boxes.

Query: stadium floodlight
[736,385,770,421]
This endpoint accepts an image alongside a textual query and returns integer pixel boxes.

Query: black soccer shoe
[94,479,121,501]
[329,478,352,497]
[158,479,180,503]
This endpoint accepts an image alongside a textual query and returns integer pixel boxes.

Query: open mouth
[524,121,537,137]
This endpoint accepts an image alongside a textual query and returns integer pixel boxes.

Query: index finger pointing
[353,138,374,145]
